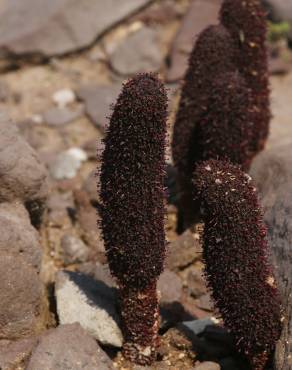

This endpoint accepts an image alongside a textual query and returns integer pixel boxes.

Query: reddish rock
[0,202,42,272]
[0,119,48,226]
[0,255,47,340]
[0,337,38,370]
[27,324,114,370]
[166,230,202,271]
[166,0,222,82]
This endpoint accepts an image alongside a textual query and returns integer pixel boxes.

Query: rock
[52,88,76,107]
[47,191,74,227]
[0,0,152,59]
[186,266,207,298]
[0,202,42,271]
[268,72,292,148]
[83,139,104,161]
[109,27,163,76]
[0,337,38,370]
[194,294,213,312]
[263,0,292,25]
[195,362,220,370]
[166,0,222,82]
[82,169,100,204]
[77,261,115,288]
[27,323,114,370]
[49,147,88,180]
[0,81,10,102]
[178,318,220,337]
[74,189,105,259]
[0,119,48,226]
[61,234,90,265]
[76,84,121,131]
[43,106,84,126]
[166,230,202,271]
[250,144,292,210]
[55,270,123,347]
[0,255,46,340]
[158,269,183,304]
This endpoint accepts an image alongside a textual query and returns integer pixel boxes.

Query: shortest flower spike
[193,159,282,370]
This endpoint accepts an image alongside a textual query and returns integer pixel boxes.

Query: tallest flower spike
[220,0,270,151]
[100,73,167,365]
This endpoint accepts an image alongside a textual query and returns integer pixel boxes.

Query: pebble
[61,234,90,265]
[53,88,76,108]
[49,147,87,180]
[43,106,84,126]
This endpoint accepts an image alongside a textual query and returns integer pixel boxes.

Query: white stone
[55,271,123,347]
[53,89,76,108]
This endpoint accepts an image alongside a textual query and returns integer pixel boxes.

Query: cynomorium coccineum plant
[193,159,282,370]
[172,0,270,232]
[220,0,270,153]
[172,24,259,230]
[100,73,167,365]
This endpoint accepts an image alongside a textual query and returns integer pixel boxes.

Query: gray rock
[0,119,48,225]
[0,0,152,59]
[250,144,292,210]
[268,72,292,148]
[0,337,38,370]
[77,84,120,131]
[109,27,163,76]
[27,323,114,370]
[55,270,123,347]
[166,0,222,82]
[179,318,220,336]
[0,254,46,340]
[61,234,90,265]
[0,202,42,271]
[263,0,292,23]
[166,230,202,271]
[43,106,84,126]
[49,147,87,180]
[195,362,220,370]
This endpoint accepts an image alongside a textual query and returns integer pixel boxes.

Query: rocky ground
[0,0,292,369]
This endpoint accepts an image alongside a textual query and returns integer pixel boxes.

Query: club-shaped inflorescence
[100,73,167,365]
[193,159,282,370]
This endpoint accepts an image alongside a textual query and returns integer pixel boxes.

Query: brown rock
[166,230,202,271]
[26,323,114,370]
[158,269,183,304]
[74,190,105,260]
[186,266,207,298]
[0,337,38,370]
[0,255,46,340]
[0,119,48,226]
[166,0,222,82]
[194,362,220,370]
[0,202,42,272]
